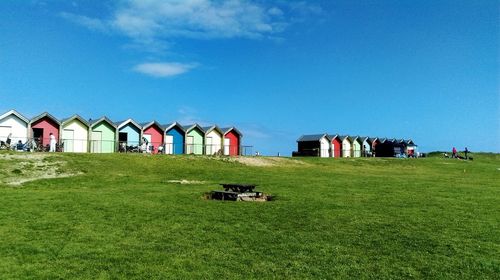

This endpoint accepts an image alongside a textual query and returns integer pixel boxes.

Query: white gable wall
[363,141,371,156]
[320,137,330,158]
[62,120,88,153]
[0,115,28,143]
[342,139,351,157]
[205,130,222,155]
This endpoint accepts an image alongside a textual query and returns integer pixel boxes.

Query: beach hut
[375,138,403,157]
[359,136,371,157]
[222,127,243,156]
[350,136,362,157]
[61,115,89,153]
[296,134,330,157]
[0,110,29,146]
[329,134,342,158]
[89,117,117,153]
[339,136,351,157]
[163,122,185,155]
[183,124,204,155]
[30,112,61,149]
[142,121,164,154]
[403,139,418,157]
[116,119,142,149]
[368,137,380,156]
[203,126,224,155]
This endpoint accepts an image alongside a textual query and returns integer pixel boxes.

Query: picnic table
[220,184,257,193]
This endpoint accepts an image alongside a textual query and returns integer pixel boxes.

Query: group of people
[450,147,470,159]
[1,132,58,152]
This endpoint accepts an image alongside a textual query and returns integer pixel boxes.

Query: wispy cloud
[176,106,210,126]
[60,12,109,33]
[133,62,197,77]
[61,1,322,77]
[111,0,285,41]
[62,0,321,51]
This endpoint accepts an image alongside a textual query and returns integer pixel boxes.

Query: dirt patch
[167,179,206,185]
[0,153,80,186]
[0,153,48,161]
[7,173,79,186]
[231,156,309,167]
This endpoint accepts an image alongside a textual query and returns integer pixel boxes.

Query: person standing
[6,133,12,148]
[464,147,469,159]
[452,147,457,158]
[49,133,56,152]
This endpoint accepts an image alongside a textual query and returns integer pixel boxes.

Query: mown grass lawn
[0,152,498,279]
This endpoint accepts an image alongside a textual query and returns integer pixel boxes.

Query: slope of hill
[0,152,498,279]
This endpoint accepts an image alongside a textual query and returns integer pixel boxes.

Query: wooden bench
[220,184,257,193]
[211,190,239,201]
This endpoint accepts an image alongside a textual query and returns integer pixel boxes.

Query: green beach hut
[350,136,362,157]
[90,117,117,153]
[183,124,204,155]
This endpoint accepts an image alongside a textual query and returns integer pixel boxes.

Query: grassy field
[0,152,498,279]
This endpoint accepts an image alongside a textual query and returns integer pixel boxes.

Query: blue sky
[1,0,498,155]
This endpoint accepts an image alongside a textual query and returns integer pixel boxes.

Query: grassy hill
[0,152,498,279]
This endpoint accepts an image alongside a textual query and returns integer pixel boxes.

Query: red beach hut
[30,112,61,148]
[330,134,342,158]
[142,121,164,154]
[222,127,242,156]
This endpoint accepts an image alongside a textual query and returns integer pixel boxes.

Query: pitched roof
[115,118,142,130]
[297,134,328,142]
[221,127,243,137]
[182,123,204,133]
[30,112,61,125]
[348,136,361,143]
[89,116,117,129]
[61,114,90,127]
[406,139,417,146]
[162,122,185,133]
[328,134,339,141]
[202,125,223,135]
[141,120,164,132]
[358,136,369,143]
[0,109,29,124]
[338,135,350,142]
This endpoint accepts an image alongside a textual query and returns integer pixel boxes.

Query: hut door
[165,135,173,155]
[143,134,152,152]
[224,138,230,155]
[206,137,213,155]
[63,129,74,152]
[0,126,11,142]
[119,132,127,146]
[186,136,194,154]
[92,131,102,153]
[343,141,350,157]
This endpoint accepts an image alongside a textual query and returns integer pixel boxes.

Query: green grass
[0,152,499,279]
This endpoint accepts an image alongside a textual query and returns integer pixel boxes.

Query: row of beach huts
[293,134,418,158]
[0,110,243,155]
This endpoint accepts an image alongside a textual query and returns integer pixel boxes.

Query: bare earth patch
[167,179,206,185]
[232,156,309,167]
[0,153,80,186]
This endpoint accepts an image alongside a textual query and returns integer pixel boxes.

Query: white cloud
[60,12,108,33]
[61,1,322,77]
[61,0,321,51]
[176,106,210,126]
[267,7,284,17]
[133,62,197,77]
[110,0,284,41]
